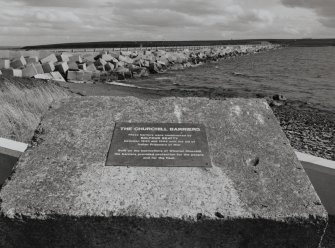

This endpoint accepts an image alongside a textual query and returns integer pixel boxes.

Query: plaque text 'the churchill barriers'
[106,122,211,167]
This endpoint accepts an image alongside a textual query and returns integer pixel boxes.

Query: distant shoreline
[21,38,335,50]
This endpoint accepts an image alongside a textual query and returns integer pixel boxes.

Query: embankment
[0,76,71,143]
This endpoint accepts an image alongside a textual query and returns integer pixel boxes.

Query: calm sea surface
[130,47,335,112]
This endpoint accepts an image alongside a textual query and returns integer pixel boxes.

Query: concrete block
[82,54,95,62]
[111,57,118,63]
[13,69,23,77]
[133,58,143,67]
[0,97,327,247]
[0,59,10,69]
[56,54,70,62]
[76,70,84,81]
[78,63,87,70]
[34,63,44,74]
[120,51,131,56]
[21,50,39,58]
[94,58,107,66]
[96,65,105,71]
[69,54,83,63]
[50,71,65,82]
[66,70,77,81]
[33,73,53,80]
[55,62,69,74]
[61,52,73,58]
[83,70,92,81]
[67,70,84,81]
[104,62,114,71]
[0,138,28,185]
[42,62,55,73]
[8,51,24,59]
[86,63,97,72]
[68,61,79,70]
[22,63,39,78]
[26,56,39,64]
[110,51,120,59]
[10,56,26,69]
[38,50,53,60]
[116,61,125,68]
[143,60,150,68]
[101,54,113,62]
[91,71,101,81]
[118,55,134,64]
[40,54,58,64]
[1,68,22,77]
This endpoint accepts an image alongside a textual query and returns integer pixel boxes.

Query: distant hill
[0,46,21,50]
[22,39,335,50]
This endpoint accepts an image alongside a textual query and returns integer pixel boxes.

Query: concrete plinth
[0,97,328,248]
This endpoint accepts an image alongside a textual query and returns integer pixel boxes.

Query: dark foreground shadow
[321,215,335,248]
[0,214,326,248]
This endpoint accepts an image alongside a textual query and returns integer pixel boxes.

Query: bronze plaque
[106,122,211,167]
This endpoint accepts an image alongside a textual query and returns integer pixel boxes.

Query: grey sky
[0,0,334,46]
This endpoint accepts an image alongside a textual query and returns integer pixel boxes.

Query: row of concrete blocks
[0,69,66,82]
[1,44,279,82]
[0,53,92,81]
[0,55,75,77]
[0,68,101,83]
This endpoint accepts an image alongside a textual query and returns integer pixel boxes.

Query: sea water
[130,46,335,112]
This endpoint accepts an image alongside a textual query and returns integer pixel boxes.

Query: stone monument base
[0,97,328,247]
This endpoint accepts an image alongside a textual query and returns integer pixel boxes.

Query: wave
[106,81,160,90]
[232,72,266,78]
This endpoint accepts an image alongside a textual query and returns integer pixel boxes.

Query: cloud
[281,0,335,28]
[110,0,275,33]
[11,0,108,7]
[0,0,334,46]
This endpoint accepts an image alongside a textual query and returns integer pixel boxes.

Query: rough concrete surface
[0,97,328,247]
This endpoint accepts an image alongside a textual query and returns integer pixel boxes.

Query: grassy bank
[0,76,71,143]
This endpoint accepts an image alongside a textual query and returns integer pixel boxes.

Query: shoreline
[59,81,334,161]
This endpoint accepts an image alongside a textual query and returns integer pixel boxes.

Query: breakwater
[0,44,280,83]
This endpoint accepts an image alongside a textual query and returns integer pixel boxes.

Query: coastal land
[59,79,334,161]
[22,38,335,50]
[1,42,334,160]
[0,41,334,247]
